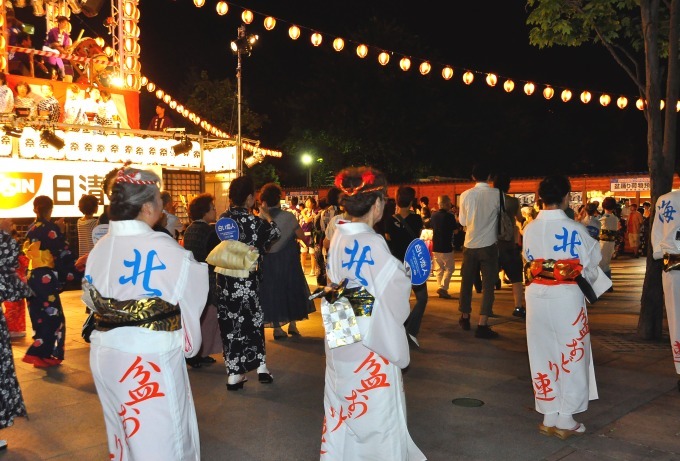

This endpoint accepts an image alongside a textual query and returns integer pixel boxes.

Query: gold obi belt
[83,282,181,332]
[524,258,583,286]
[310,279,375,317]
[599,229,618,242]
[23,240,55,270]
[663,253,680,272]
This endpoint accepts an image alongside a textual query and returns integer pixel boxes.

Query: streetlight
[302,153,313,187]
[230,26,259,177]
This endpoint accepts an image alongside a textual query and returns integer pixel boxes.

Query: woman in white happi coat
[651,186,680,379]
[321,166,426,461]
[522,175,611,440]
[83,166,208,461]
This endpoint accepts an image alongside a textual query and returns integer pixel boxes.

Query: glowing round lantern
[503,80,514,92]
[463,71,474,85]
[599,94,611,106]
[311,32,322,47]
[216,1,228,15]
[419,62,431,75]
[241,10,253,24]
[561,89,572,102]
[264,17,276,30]
[356,44,368,58]
[636,98,645,110]
[580,91,591,104]
[194,0,205,7]
[399,57,411,71]
[289,25,300,40]
[617,96,628,109]
[543,86,554,100]
[333,38,344,51]
[485,73,497,87]
[378,52,390,66]
[441,66,453,80]
[523,82,535,95]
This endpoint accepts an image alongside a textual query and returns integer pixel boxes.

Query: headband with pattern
[334,170,384,197]
[115,168,157,186]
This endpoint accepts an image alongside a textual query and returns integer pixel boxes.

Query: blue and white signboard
[216,217,239,241]
[404,239,431,285]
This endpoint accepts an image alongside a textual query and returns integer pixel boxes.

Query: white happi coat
[322,221,426,461]
[522,209,611,417]
[651,189,680,373]
[84,220,208,461]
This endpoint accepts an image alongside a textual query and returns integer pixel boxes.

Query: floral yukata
[322,220,425,461]
[23,218,76,362]
[522,209,611,420]
[84,220,208,461]
[0,229,31,430]
[651,189,680,373]
[215,206,280,377]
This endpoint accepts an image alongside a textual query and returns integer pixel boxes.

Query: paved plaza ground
[2,255,679,460]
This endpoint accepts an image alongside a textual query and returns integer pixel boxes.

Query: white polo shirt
[458,182,500,249]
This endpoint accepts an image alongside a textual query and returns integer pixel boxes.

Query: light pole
[231,26,258,177]
[302,153,313,187]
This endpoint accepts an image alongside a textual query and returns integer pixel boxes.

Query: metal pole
[236,25,244,177]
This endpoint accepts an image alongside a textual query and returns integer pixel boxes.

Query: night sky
[11,1,649,183]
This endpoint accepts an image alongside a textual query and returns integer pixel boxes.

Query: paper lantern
[241,10,253,24]
[523,82,535,95]
[503,80,514,92]
[264,17,276,30]
[419,62,431,75]
[356,44,368,58]
[599,94,611,106]
[441,66,453,80]
[463,71,474,85]
[561,89,572,102]
[617,96,628,109]
[485,73,497,87]
[580,91,591,104]
[400,57,411,71]
[311,32,322,47]
[636,98,645,110]
[216,1,228,15]
[378,52,390,66]
[543,86,554,100]
[289,25,300,40]
[332,38,344,51]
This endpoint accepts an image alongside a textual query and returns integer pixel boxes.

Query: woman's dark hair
[336,166,388,218]
[33,195,53,219]
[188,193,214,221]
[538,175,571,206]
[108,168,161,221]
[229,176,255,207]
[78,194,99,216]
[259,183,282,207]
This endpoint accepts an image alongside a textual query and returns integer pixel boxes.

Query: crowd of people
[1,159,677,459]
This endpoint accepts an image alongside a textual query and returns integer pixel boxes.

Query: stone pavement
[2,255,679,461]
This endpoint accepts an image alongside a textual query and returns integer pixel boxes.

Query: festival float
[0,0,280,226]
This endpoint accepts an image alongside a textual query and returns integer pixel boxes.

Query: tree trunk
[638,0,680,339]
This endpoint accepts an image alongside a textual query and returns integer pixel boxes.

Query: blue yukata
[23,218,76,362]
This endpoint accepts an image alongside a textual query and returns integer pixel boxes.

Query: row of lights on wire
[193,0,671,111]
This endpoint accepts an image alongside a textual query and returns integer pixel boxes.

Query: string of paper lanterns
[189,1,673,112]
[139,74,283,157]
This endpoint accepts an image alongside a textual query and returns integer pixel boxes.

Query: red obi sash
[524,258,583,285]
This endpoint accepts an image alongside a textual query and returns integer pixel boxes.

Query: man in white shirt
[457,164,500,339]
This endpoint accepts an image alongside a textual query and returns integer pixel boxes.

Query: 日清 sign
[610,177,650,192]
[0,158,161,218]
